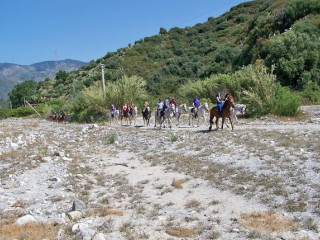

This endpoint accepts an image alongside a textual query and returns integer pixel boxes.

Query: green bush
[107,133,116,144]
[170,133,178,142]
[300,81,320,103]
[235,13,248,23]
[270,84,301,116]
[68,75,148,122]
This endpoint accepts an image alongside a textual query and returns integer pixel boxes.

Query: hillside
[0,59,87,100]
[32,0,320,103]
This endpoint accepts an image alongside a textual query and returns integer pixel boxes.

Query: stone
[16,214,36,225]
[80,228,95,240]
[92,233,106,240]
[67,211,82,221]
[72,223,88,233]
[72,199,86,212]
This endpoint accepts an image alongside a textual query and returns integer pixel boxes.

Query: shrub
[107,133,116,144]
[300,81,320,103]
[270,84,301,116]
[170,133,178,142]
[235,13,248,23]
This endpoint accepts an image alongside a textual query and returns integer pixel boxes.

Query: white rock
[67,211,82,220]
[10,142,19,150]
[42,156,52,162]
[62,156,72,161]
[16,214,36,225]
[72,223,89,233]
[92,233,106,240]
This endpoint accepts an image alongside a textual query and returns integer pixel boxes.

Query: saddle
[191,108,198,118]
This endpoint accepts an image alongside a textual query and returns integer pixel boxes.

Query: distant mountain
[0,59,87,99]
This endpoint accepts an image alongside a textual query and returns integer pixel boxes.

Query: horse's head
[182,104,187,112]
[228,96,236,108]
[240,104,246,114]
[203,102,209,111]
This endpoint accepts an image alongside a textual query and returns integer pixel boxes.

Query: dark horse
[121,108,130,125]
[50,111,58,122]
[209,95,236,131]
[58,110,67,123]
[142,107,152,125]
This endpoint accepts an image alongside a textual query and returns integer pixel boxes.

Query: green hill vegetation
[2,0,320,121]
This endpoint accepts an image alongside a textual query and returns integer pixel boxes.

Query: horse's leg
[209,112,213,131]
[215,117,219,130]
[221,117,225,130]
[228,116,234,131]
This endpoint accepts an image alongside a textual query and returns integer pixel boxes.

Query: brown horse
[209,95,236,131]
[121,108,130,125]
[58,111,67,124]
[142,107,151,126]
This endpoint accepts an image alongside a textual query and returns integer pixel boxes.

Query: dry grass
[166,227,198,238]
[87,207,124,217]
[172,178,188,188]
[241,211,297,232]
[0,218,58,240]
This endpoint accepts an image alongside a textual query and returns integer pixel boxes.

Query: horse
[129,107,138,125]
[110,110,119,125]
[121,108,130,125]
[142,107,152,126]
[232,104,246,122]
[209,95,236,131]
[188,102,209,127]
[154,104,174,129]
[50,111,58,122]
[58,111,67,124]
[175,104,187,126]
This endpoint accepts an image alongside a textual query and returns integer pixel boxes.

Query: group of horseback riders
[51,109,66,122]
[110,91,230,119]
[155,97,178,117]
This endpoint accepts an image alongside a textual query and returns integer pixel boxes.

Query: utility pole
[99,63,106,94]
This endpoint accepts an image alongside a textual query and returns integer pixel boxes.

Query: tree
[159,27,167,35]
[8,80,38,108]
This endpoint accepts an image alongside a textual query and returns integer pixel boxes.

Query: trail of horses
[0,106,319,239]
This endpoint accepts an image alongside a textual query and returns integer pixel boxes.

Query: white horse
[232,104,246,122]
[175,104,187,126]
[110,110,119,125]
[154,105,174,129]
[130,107,138,125]
[188,102,209,127]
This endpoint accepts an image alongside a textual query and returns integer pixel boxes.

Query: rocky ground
[0,106,320,240]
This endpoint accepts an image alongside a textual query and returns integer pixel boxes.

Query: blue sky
[0,0,250,65]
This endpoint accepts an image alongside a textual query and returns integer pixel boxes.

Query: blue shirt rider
[192,96,200,116]
[111,104,116,117]
[216,92,223,116]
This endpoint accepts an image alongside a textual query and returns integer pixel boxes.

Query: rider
[163,97,170,111]
[143,100,149,112]
[216,92,224,116]
[111,104,116,118]
[129,101,135,116]
[58,109,64,121]
[156,98,163,117]
[170,97,178,116]
[192,96,200,117]
[122,103,128,116]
